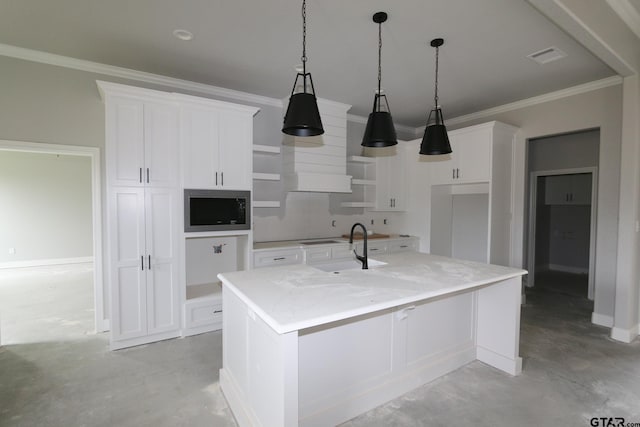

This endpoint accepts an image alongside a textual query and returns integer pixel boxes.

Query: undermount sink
[312,258,387,273]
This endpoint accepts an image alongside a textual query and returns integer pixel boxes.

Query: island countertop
[218,252,526,335]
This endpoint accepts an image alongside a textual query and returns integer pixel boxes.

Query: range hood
[282,98,352,193]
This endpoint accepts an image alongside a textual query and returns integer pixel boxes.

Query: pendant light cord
[434,45,439,108]
[377,20,383,111]
[301,0,307,76]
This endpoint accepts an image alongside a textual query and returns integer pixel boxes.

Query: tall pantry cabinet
[99,82,181,350]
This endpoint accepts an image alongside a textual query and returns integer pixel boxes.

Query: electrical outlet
[8,247,15,255]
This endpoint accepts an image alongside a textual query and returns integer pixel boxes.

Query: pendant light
[362,12,397,148]
[419,38,452,155]
[282,0,324,137]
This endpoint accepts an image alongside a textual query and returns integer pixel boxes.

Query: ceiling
[0,0,621,127]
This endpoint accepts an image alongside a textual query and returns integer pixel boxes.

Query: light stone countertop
[218,252,526,335]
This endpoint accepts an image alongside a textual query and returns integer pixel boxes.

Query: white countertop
[218,252,526,335]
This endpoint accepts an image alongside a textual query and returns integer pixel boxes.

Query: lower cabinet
[253,237,419,270]
[109,187,180,350]
[253,248,304,268]
[183,295,223,337]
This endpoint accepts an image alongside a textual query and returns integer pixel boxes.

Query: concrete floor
[1,267,639,426]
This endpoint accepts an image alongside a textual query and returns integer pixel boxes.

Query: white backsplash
[253,192,404,242]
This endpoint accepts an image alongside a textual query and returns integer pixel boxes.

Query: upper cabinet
[178,95,258,190]
[428,125,493,185]
[544,173,592,205]
[103,90,179,188]
[371,145,407,212]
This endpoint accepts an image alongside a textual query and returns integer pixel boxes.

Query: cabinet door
[181,105,220,189]
[387,150,407,211]
[218,110,252,190]
[374,155,392,210]
[145,188,180,334]
[427,152,455,185]
[374,149,407,211]
[106,97,145,187]
[455,129,491,183]
[544,175,572,205]
[110,188,147,341]
[144,102,179,188]
[569,173,592,205]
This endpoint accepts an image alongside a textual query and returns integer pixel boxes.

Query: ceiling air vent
[527,46,567,64]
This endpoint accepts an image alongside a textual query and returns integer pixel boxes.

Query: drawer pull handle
[273,257,286,261]
[400,245,408,248]
[214,309,223,314]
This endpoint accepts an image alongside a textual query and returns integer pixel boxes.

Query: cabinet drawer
[183,297,223,336]
[254,249,303,268]
[388,239,418,253]
[305,247,332,264]
[360,241,388,255]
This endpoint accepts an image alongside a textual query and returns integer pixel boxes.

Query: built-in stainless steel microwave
[184,189,250,232]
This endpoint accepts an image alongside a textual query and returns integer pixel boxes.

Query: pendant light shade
[282,0,324,137]
[419,38,452,155]
[362,12,397,148]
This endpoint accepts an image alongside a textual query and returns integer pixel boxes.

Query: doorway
[528,168,597,299]
[0,140,105,345]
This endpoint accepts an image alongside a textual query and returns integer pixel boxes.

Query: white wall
[0,150,92,264]
[447,83,623,322]
[252,118,416,242]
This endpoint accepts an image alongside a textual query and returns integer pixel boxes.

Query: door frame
[527,166,598,299]
[0,139,107,332]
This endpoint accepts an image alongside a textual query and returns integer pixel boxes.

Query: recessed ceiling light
[173,29,194,41]
[527,46,567,64]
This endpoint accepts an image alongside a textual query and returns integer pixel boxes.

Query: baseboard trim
[548,264,588,274]
[0,256,93,269]
[611,325,639,343]
[591,312,614,328]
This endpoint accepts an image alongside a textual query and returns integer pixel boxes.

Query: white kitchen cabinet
[388,237,419,253]
[103,92,179,188]
[109,187,180,349]
[373,147,407,211]
[427,121,519,267]
[179,96,256,190]
[254,248,304,268]
[544,173,592,205]
[428,125,492,185]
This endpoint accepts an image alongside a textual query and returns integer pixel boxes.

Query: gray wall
[529,129,600,172]
[449,86,622,322]
[0,151,92,264]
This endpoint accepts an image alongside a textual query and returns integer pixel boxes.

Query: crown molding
[0,43,283,108]
[413,75,623,133]
[0,43,623,135]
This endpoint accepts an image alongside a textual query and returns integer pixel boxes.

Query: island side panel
[220,285,299,427]
[298,292,477,427]
[475,276,523,375]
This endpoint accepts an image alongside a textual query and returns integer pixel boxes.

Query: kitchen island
[218,252,526,427]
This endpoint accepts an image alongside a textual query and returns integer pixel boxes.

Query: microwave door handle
[221,172,223,186]
[215,172,218,186]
